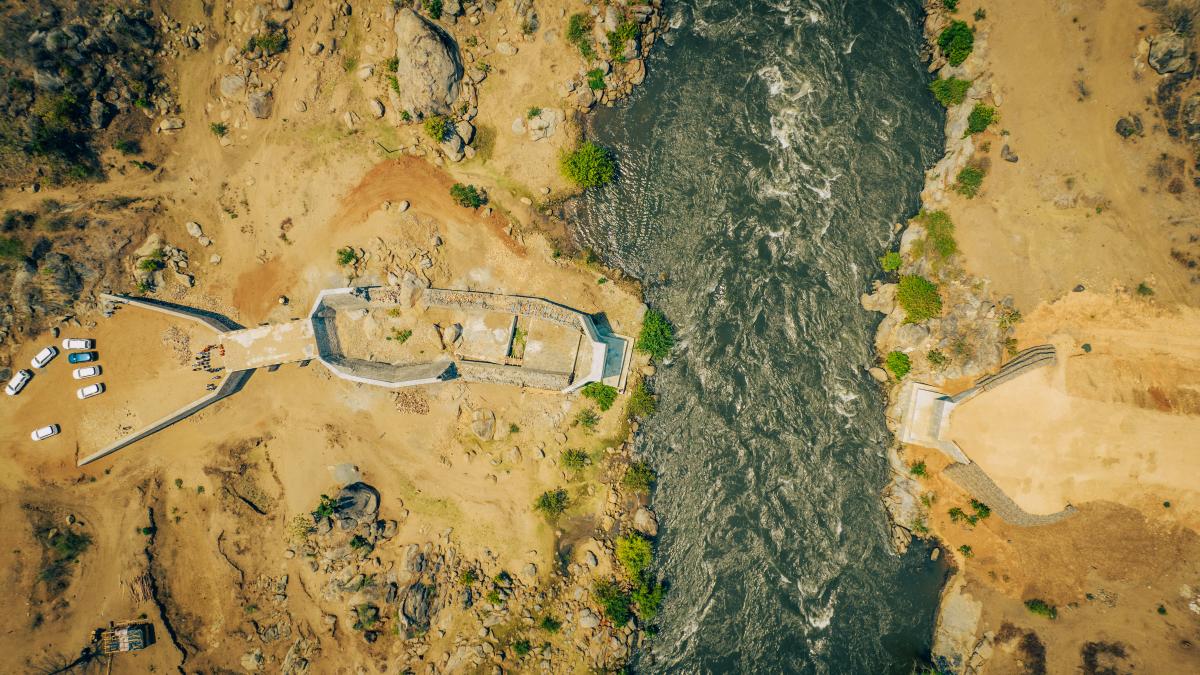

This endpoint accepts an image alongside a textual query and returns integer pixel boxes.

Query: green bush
[885,351,911,379]
[880,251,902,272]
[633,580,665,621]
[581,382,618,410]
[561,449,588,471]
[965,104,996,135]
[897,275,943,323]
[1024,599,1058,619]
[526,106,542,119]
[929,77,971,106]
[567,14,592,44]
[626,381,657,418]
[539,615,562,632]
[942,0,959,11]
[586,68,606,90]
[534,489,569,518]
[954,166,985,198]
[970,499,991,520]
[385,57,399,72]
[927,349,948,367]
[0,236,24,260]
[113,139,141,155]
[938,21,975,66]
[616,533,654,580]
[593,579,633,624]
[561,141,615,187]
[910,461,927,477]
[459,569,478,585]
[1137,282,1154,296]
[251,27,288,55]
[449,183,485,208]
[958,544,973,558]
[576,408,600,430]
[513,639,531,656]
[920,210,958,258]
[209,122,228,137]
[424,114,450,142]
[607,21,640,60]
[636,308,674,359]
[423,0,443,20]
[336,247,358,266]
[623,461,656,493]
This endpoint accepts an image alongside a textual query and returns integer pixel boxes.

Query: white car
[31,346,59,369]
[76,383,105,399]
[62,338,94,350]
[72,365,102,380]
[5,369,32,396]
[31,424,60,441]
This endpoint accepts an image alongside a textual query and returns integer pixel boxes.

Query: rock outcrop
[392,9,462,116]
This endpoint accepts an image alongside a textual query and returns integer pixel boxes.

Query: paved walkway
[220,320,317,371]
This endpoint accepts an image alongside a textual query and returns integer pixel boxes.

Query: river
[570,0,947,671]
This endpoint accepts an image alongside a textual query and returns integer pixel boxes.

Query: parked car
[76,383,105,399]
[61,338,94,350]
[68,351,98,364]
[31,424,60,441]
[5,369,32,396]
[31,346,58,369]
[72,365,102,380]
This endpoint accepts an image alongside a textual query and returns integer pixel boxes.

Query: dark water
[571,0,947,671]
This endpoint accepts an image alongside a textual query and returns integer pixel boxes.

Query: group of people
[194,344,226,391]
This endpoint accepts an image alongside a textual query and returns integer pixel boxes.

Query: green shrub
[910,461,927,477]
[938,20,975,66]
[586,68,606,90]
[616,533,654,580]
[423,0,443,19]
[389,76,401,96]
[607,21,640,60]
[539,615,562,632]
[561,141,615,187]
[534,489,568,518]
[636,308,674,359]
[954,166,985,198]
[581,382,618,410]
[459,569,478,585]
[623,461,656,493]
[210,122,228,137]
[512,639,531,656]
[568,14,595,56]
[576,408,600,430]
[942,0,959,11]
[1136,282,1154,296]
[885,351,911,379]
[965,104,996,136]
[388,328,413,343]
[561,449,588,471]
[974,8,987,20]
[449,183,485,208]
[633,580,665,621]
[927,349,948,367]
[251,27,288,55]
[336,247,358,266]
[1024,599,1058,619]
[880,251,902,272]
[958,544,973,558]
[593,579,632,624]
[626,381,657,418]
[113,139,141,155]
[138,249,165,272]
[385,56,399,72]
[897,275,943,323]
[527,106,542,119]
[920,210,958,258]
[0,236,24,260]
[970,499,991,520]
[929,77,971,106]
[424,115,450,142]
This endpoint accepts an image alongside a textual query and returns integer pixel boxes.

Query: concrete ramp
[221,320,317,371]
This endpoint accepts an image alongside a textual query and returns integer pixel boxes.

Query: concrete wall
[101,293,243,334]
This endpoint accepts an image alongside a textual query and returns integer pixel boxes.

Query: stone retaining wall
[943,462,1076,527]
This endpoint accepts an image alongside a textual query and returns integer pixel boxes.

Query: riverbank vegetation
[886,351,912,379]
[561,141,615,187]
[636,308,674,359]
[965,104,996,136]
[938,20,975,66]
[898,275,943,322]
[930,77,972,106]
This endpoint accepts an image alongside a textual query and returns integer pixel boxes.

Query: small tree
[593,579,633,624]
[615,533,654,580]
[424,114,450,142]
[534,489,568,518]
[938,20,974,66]
[449,183,485,208]
[885,351,911,379]
[623,461,656,493]
[581,382,618,411]
[336,247,358,266]
[1024,599,1057,619]
[897,275,942,323]
[880,251,902,272]
[636,308,674,359]
[561,141,615,187]
[929,77,971,106]
[965,104,996,136]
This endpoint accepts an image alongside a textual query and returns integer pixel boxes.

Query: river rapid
[570,0,947,671]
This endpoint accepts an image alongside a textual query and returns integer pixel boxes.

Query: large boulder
[1184,93,1200,142]
[333,482,380,530]
[400,582,436,630]
[248,91,274,119]
[1148,32,1191,74]
[393,9,462,116]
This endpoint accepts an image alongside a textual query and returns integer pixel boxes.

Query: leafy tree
[561,141,615,187]
[1024,599,1057,619]
[897,275,943,323]
[938,20,975,66]
[636,308,674,359]
[593,579,632,624]
[534,489,568,518]
[633,580,665,621]
[449,183,485,208]
[929,77,971,106]
[623,461,656,493]
[581,382,618,410]
[616,533,654,580]
[885,351,911,379]
[423,114,450,142]
[965,104,996,135]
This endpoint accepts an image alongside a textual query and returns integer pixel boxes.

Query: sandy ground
[948,293,1200,522]
[0,0,655,670]
[947,0,1200,310]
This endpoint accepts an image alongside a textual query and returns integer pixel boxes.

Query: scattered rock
[333,482,380,530]
[578,608,600,629]
[219,74,246,99]
[185,221,204,238]
[496,41,517,56]
[398,200,410,212]
[471,409,496,440]
[369,98,385,118]
[1000,144,1019,162]
[1114,115,1143,139]
[869,367,888,383]
[248,91,273,119]
[158,117,185,132]
[240,649,264,672]
[633,507,658,536]
[1148,32,1191,74]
